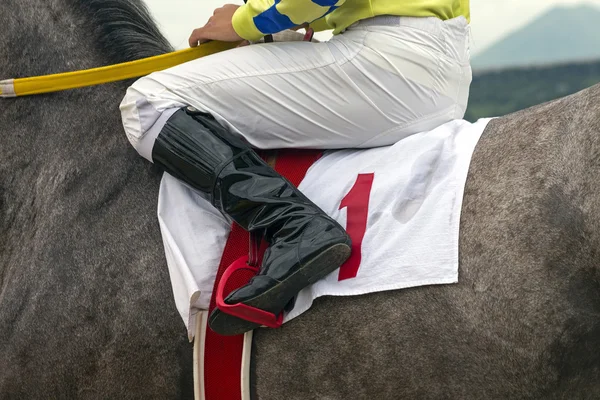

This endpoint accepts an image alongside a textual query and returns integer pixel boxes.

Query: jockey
[119,0,472,335]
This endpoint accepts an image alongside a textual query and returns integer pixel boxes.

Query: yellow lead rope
[0,41,238,98]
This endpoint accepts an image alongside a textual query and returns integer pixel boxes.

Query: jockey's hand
[189,4,243,47]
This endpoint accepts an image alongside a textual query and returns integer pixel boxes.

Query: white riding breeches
[120,15,472,161]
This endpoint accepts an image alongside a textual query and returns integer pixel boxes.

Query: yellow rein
[0,41,238,98]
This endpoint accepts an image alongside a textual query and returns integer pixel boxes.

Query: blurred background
[143,0,600,121]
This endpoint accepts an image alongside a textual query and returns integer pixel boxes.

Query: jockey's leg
[119,16,472,157]
[151,107,351,335]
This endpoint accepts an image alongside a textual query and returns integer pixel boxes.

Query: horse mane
[75,0,173,64]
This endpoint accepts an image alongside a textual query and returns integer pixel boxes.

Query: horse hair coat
[1,0,599,398]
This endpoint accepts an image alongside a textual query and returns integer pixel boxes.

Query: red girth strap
[203,150,322,400]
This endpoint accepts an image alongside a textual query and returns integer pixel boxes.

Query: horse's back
[251,84,600,399]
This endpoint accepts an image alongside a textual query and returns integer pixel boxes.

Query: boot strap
[248,230,267,267]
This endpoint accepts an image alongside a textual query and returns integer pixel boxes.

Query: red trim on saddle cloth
[203,150,322,400]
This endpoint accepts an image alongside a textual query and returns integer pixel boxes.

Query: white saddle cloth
[157,118,491,340]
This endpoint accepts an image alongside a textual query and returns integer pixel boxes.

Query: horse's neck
[2,0,170,83]
[2,2,91,77]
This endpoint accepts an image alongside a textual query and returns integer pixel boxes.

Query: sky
[142,0,600,54]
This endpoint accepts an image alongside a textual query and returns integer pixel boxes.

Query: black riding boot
[151,107,352,335]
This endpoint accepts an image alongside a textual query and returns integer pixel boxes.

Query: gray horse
[1,0,598,399]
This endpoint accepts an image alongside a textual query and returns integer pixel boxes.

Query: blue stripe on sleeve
[253,0,296,34]
[324,5,338,15]
[311,0,339,6]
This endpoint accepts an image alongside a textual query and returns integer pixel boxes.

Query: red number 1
[338,173,374,281]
